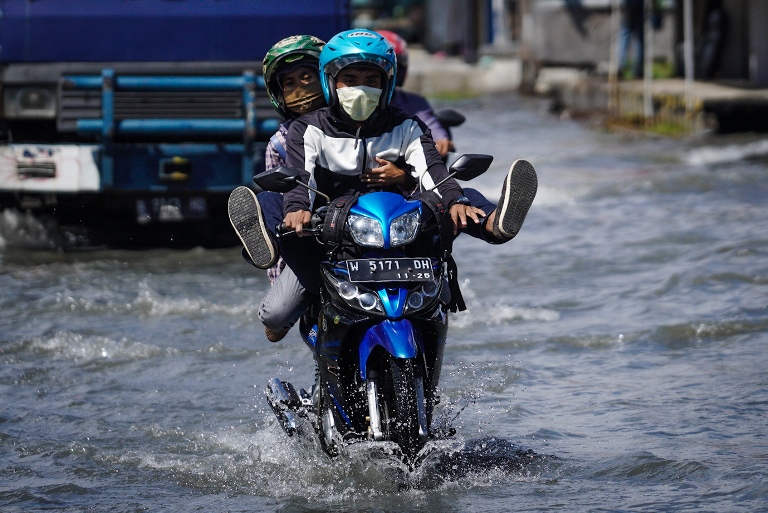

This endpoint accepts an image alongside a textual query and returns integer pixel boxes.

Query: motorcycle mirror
[443,152,461,169]
[253,166,303,193]
[435,108,466,128]
[428,153,493,191]
[253,166,331,204]
[448,153,493,181]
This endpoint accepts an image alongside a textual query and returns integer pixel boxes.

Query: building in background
[353,0,768,87]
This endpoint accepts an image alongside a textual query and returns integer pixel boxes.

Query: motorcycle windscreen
[358,319,420,380]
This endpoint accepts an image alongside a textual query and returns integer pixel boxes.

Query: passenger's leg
[228,187,323,294]
[460,160,537,244]
[276,236,325,295]
[460,187,497,243]
[259,266,316,342]
[491,159,537,241]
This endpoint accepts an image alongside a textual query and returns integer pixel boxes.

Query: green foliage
[620,59,675,80]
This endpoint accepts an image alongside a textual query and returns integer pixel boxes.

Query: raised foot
[492,159,538,240]
[227,186,279,269]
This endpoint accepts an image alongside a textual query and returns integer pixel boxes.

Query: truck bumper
[0,142,258,248]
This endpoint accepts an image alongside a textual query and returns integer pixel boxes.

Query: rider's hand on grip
[275,223,294,238]
[283,210,312,236]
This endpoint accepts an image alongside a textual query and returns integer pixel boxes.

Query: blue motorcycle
[254,154,491,464]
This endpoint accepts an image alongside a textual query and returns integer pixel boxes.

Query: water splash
[686,138,768,166]
[111,418,549,501]
[0,209,54,250]
[26,331,176,363]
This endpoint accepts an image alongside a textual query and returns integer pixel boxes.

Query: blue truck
[0,0,348,247]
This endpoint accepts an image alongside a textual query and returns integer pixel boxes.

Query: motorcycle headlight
[404,277,441,314]
[347,214,384,247]
[390,209,420,247]
[322,268,384,314]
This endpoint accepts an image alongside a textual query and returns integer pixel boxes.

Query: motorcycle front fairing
[359,319,419,380]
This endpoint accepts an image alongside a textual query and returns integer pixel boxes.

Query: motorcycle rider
[230,29,537,342]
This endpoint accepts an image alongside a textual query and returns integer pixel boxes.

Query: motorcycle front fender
[358,319,419,380]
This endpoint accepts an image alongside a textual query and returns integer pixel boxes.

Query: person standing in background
[616,0,662,79]
[617,0,646,79]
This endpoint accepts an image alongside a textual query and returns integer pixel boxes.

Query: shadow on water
[414,436,552,487]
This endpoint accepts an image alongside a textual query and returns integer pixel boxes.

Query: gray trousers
[258,265,315,331]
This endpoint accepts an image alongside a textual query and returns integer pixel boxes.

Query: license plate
[347,258,433,282]
[135,196,207,224]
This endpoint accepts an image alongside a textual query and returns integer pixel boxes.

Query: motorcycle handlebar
[274,212,324,239]
[275,223,291,236]
[274,226,323,238]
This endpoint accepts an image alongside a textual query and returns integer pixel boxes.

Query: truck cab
[0,0,348,247]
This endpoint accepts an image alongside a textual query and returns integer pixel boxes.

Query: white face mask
[336,85,382,121]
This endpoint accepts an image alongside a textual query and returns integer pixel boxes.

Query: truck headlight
[3,86,57,119]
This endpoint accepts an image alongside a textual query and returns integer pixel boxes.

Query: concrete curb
[403,49,522,97]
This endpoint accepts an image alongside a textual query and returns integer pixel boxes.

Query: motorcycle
[254,154,492,465]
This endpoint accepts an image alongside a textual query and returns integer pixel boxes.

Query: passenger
[228,35,326,341]
[376,30,454,158]
[376,29,499,229]
[281,29,536,245]
[230,30,536,342]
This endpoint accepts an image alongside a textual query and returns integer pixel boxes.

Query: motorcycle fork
[365,353,430,442]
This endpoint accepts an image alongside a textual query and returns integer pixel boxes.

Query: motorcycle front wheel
[380,356,426,462]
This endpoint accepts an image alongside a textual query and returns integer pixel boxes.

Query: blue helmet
[318,29,397,114]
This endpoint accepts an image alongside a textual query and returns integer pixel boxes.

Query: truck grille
[58,89,101,131]
[114,91,244,119]
[57,77,276,140]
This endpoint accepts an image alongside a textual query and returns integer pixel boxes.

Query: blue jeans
[462,187,503,244]
[617,14,644,78]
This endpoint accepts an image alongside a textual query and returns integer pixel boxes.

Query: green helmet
[263,35,326,120]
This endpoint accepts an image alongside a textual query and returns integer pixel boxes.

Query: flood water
[2,94,767,512]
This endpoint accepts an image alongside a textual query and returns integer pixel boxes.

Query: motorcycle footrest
[299,388,314,407]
